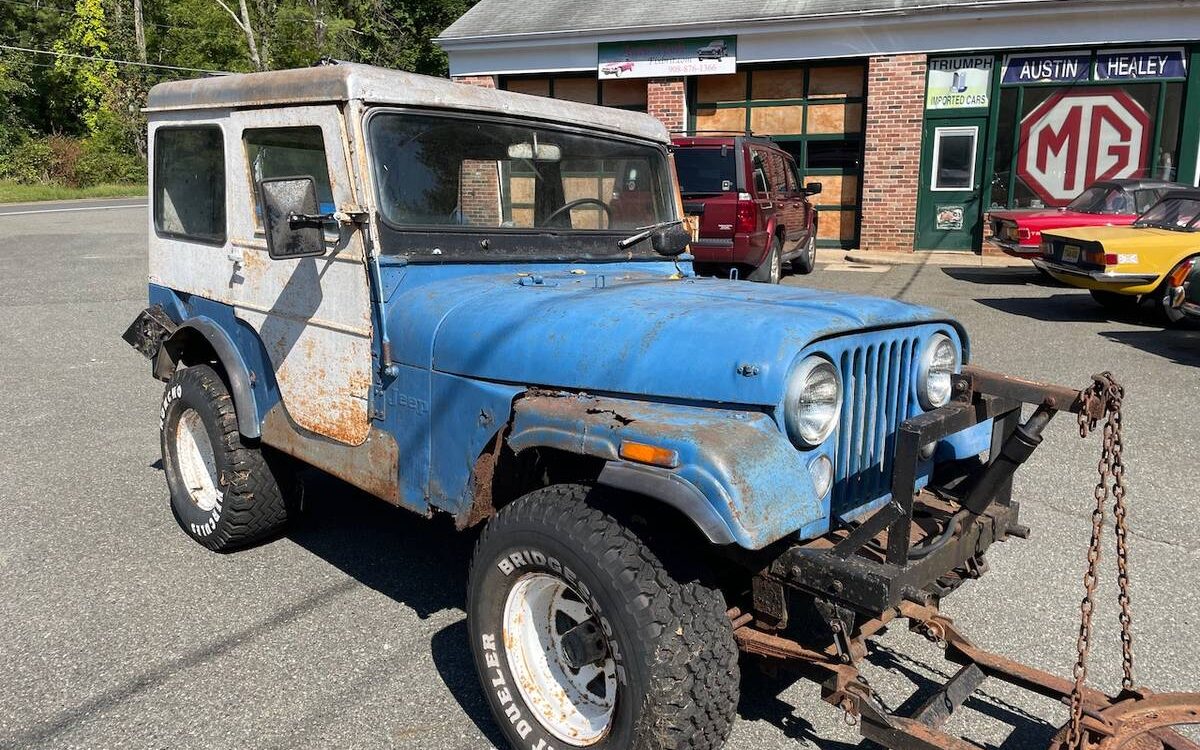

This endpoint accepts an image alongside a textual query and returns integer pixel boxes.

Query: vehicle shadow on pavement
[286,471,476,620]
[1100,329,1200,367]
[738,646,1057,750]
[975,293,1160,326]
[286,471,511,746]
[431,620,510,749]
[941,267,1064,288]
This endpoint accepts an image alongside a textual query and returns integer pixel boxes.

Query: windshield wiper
[617,219,684,249]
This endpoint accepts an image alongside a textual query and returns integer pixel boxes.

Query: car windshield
[674,148,737,195]
[1066,185,1132,214]
[367,111,676,260]
[1134,197,1200,231]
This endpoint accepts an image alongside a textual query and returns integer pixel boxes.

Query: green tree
[53,0,118,133]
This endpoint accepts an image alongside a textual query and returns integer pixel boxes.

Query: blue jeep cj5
[125,63,1091,750]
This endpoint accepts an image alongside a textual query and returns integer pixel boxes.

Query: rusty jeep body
[123,63,1159,750]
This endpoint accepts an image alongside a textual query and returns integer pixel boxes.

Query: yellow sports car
[1034,188,1200,323]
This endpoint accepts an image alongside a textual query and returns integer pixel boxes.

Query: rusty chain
[1066,373,1134,749]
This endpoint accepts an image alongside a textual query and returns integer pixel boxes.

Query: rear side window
[244,127,335,223]
[673,148,736,195]
[154,126,225,244]
[751,151,770,194]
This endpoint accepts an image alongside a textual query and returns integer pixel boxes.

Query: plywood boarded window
[687,63,867,247]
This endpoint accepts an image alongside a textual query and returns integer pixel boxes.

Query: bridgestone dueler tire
[467,484,740,750]
[160,364,289,551]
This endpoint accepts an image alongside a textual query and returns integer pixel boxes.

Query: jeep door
[227,106,375,446]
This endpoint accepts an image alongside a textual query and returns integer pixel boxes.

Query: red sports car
[988,178,1181,258]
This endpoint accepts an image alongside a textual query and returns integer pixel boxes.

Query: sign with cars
[926,56,993,109]
[1016,88,1150,206]
[597,36,736,79]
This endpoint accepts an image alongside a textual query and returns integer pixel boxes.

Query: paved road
[0,203,1196,750]
[0,196,146,217]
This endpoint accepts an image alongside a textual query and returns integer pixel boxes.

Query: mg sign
[1016,88,1150,206]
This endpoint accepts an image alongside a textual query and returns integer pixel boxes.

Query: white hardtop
[145,63,670,144]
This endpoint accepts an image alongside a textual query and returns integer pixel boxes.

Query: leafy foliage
[1,0,478,187]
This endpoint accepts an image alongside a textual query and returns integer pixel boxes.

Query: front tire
[792,232,817,275]
[467,484,740,750]
[160,364,290,551]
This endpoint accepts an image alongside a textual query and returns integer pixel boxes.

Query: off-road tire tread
[470,484,740,750]
[163,365,288,551]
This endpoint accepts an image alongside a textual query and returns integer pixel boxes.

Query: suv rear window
[674,148,736,195]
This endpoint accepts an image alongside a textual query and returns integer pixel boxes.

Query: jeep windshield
[1133,196,1200,232]
[367,110,676,261]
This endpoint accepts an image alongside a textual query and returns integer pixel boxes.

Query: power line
[0,0,359,33]
[0,43,231,73]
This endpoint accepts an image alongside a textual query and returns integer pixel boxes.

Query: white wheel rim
[502,573,617,746]
[174,408,221,512]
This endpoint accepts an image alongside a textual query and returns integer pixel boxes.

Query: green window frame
[685,63,867,249]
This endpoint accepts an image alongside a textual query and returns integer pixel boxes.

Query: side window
[765,152,788,195]
[751,151,770,194]
[244,127,335,225]
[1134,189,1163,214]
[785,156,803,194]
[154,126,225,244]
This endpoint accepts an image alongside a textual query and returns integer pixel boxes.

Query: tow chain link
[1066,372,1134,750]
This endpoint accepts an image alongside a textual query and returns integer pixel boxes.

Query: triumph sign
[1016,88,1150,206]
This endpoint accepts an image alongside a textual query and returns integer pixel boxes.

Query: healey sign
[1016,88,1150,206]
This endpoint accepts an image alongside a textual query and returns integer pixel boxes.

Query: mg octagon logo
[1016,88,1150,206]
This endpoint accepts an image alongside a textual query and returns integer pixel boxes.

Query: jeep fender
[506,391,825,550]
[161,318,262,439]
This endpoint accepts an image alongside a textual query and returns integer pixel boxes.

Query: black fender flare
[160,318,261,439]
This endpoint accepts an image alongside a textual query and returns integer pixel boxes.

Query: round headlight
[785,356,842,447]
[918,334,960,410]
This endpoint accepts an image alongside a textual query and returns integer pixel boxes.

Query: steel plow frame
[731,366,1200,750]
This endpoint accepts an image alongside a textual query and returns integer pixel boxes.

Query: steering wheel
[543,198,613,228]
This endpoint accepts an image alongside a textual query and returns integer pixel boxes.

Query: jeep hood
[388,266,961,407]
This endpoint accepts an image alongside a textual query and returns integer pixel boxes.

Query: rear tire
[749,237,783,284]
[1088,289,1140,314]
[467,484,740,750]
[160,364,290,551]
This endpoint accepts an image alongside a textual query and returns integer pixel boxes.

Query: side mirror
[259,176,328,260]
[651,222,691,257]
[805,182,823,196]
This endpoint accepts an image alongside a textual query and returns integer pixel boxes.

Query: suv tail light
[735,199,757,234]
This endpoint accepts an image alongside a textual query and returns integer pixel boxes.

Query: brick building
[437,0,1200,254]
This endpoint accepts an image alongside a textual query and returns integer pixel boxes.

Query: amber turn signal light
[619,440,680,468]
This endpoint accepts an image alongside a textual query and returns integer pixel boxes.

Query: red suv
[672,135,821,283]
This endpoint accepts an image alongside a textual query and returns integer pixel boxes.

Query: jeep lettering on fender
[122,62,1198,750]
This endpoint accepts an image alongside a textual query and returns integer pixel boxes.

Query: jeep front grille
[832,332,922,516]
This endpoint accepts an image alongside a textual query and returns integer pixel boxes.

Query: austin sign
[1016,88,1150,206]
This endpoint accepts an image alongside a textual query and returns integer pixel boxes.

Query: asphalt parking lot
[1,201,1197,750]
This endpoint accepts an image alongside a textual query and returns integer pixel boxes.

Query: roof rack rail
[670,129,775,141]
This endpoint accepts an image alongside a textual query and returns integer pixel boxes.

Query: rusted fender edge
[161,316,261,439]
[507,391,825,550]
